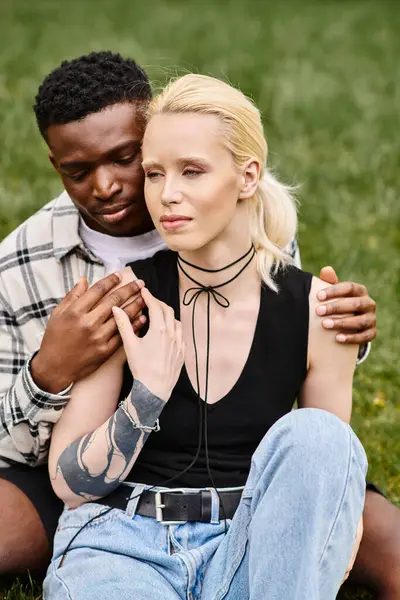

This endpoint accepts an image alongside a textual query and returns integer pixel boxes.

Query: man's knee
[0,478,50,575]
[350,489,400,598]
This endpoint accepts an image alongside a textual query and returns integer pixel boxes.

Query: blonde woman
[43,75,367,600]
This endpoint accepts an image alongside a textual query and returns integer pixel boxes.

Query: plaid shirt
[0,191,301,468]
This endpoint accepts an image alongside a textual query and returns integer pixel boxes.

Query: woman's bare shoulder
[307,275,357,366]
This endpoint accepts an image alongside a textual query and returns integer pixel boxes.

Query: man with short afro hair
[34,51,152,137]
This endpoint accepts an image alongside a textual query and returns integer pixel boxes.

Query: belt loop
[208,488,220,524]
[126,483,146,518]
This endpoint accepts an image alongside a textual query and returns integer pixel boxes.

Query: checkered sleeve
[285,238,301,268]
[0,291,71,467]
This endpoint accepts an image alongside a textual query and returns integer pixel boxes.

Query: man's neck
[80,213,156,238]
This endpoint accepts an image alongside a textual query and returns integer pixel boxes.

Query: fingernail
[322,319,334,329]
[317,290,327,301]
[112,306,121,317]
[316,305,327,316]
[135,279,145,288]
[336,334,346,342]
[114,272,122,282]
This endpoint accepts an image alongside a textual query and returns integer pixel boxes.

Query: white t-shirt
[79,218,167,275]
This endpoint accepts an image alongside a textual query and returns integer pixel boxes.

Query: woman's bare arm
[299,276,362,583]
[298,276,359,423]
[48,268,184,509]
[49,346,166,508]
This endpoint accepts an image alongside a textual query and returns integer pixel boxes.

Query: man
[0,52,397,598]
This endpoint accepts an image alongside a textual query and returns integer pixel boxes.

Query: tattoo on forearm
[56,380,165,499]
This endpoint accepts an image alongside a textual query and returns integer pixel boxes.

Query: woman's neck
[177,237,260,298]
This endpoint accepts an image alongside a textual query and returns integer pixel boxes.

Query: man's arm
[0,286,72,467]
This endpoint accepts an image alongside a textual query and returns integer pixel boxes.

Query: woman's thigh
[44,547,181,600]
[43,503,185,600]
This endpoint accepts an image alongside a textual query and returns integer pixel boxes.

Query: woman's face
[142,112,245,252]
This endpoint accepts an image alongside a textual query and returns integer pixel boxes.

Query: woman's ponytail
[249,170,298,291]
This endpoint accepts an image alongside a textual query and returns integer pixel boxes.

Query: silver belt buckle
[155,488,189,525]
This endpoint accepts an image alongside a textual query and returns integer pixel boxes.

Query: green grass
[0,0,399,597]
[0,579,41,600]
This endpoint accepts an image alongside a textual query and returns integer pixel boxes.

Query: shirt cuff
[24,353,73,407]
[356,342,371,366]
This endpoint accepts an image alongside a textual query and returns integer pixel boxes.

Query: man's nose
[93,167,122,201]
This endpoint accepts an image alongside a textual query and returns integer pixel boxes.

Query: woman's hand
[112,287,184,401]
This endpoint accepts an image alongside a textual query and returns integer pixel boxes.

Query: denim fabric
[43,408,367,600]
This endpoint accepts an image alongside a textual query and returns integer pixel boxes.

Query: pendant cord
[178,245,256,405]
[177,245,256,529]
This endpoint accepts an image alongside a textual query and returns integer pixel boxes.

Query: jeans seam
[48,559,74,600]
[318,424,352,564]
[213,517,250,600]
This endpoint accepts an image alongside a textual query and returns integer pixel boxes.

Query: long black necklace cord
[58,244,256,568]
[177,244,256,528]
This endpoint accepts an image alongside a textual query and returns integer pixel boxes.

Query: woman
[44,74,367,600]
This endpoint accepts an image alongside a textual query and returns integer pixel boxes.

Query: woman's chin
[163,237,204,254]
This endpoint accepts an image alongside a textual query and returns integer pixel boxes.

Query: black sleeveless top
[121,250,313,488]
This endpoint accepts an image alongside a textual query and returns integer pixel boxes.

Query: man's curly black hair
[34,51,152,138]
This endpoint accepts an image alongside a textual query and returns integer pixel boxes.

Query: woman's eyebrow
[177,156,209,166]
[142,156,210,169]
[141,159,163,169]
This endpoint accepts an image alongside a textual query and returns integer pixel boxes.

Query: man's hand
[316,266,377,345]
[30,273,146,394]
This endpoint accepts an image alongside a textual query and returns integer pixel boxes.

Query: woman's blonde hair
[147,74,297,291]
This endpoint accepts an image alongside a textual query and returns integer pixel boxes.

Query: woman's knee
[251,408,367,486]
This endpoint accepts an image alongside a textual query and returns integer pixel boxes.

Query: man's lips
[160,215,192,231]
[97,202,134,216]
[96,202,136,224]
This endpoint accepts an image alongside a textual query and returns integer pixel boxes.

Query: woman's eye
[183,169,202,177]
[146,172,162,180]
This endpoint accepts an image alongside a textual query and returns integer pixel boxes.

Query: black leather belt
[97,486,243,524]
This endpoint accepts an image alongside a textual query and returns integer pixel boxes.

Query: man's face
[47,103,153,237]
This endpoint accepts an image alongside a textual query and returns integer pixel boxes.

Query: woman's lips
[160,216,192,231]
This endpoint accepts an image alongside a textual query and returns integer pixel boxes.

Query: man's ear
[238,158,261,200]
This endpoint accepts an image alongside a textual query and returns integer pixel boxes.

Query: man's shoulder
[0,191,75,271]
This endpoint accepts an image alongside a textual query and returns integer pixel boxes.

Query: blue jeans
[43,409,367,600]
